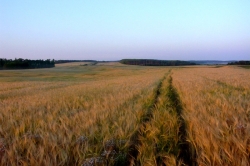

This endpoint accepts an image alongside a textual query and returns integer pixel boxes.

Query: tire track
[119,72,196,166]
[125,75,166,166]
[167,75,196,166]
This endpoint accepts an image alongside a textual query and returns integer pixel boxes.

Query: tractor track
[123,73,196,166]
[167,75,196,166]
[125,75,166,166]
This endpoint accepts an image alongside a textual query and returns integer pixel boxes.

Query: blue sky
[1,1,250,60]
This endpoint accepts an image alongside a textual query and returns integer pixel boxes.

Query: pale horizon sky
[1,1,250,60]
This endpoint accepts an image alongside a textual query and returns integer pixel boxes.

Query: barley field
[0,63,249,166]
[173,66,250,166]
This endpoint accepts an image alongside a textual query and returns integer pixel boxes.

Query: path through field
[125,70,196,166]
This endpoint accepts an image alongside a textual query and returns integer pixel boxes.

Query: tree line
[228,61,250,65]
[0,58,55,70]
[120,59,197,66]
[55,60,97,64]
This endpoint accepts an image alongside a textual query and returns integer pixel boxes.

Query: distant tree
[54,60,97,64]
[0,58,55,70]
[228,61,250,65]
[120,59,196,66]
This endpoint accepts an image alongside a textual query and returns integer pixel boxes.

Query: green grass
[239,65,250,69]
[0,62,171,82]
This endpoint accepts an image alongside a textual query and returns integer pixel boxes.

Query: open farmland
[173,66,250,166]
[0,63,249,166]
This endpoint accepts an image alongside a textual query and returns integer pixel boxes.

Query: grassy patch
[239,65,250,69]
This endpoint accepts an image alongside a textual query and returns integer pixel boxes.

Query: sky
[0,1,250,60]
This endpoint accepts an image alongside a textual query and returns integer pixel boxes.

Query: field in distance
[0,62,249,165]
